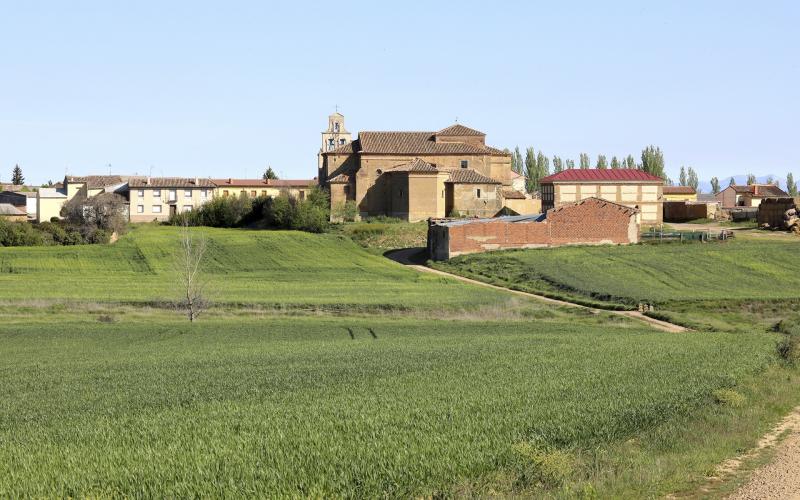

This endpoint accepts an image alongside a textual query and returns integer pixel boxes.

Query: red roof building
[540,169,664,224]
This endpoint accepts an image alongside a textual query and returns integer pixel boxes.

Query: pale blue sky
[1,1,797,185]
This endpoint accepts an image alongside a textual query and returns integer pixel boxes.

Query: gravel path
[725,408,800,500]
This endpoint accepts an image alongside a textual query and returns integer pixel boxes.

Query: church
[317,113,533,221]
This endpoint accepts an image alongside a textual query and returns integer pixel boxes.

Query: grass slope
[0,225,505,311]
[0,315,780,498]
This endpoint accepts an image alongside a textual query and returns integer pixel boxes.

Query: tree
[552,156,564,173]
[596,155,607,169]
[687,167,699,191]
[11,165,24,185]
[524,147,537,193]
[746,173,756,185]
[176,223,209,322]
[787,172,797,196]
[263,166,279,180]
[765,175,775,185]
[610,156,620,169]
[536,151,550,178]
[679,166,687,186]
[710,177,720,194]
[624,155,636,169]
[729,177,736,187]
[579,153,590,169]
[565,159,575,169]
[513,147,524,175]
[62,192,128,242]
[641,146,665,179]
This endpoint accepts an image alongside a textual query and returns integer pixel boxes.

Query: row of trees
[508,146,667,193]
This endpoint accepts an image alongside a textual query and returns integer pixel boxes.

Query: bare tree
[176,223,209,322]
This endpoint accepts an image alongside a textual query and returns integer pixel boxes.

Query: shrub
[62,192,128,238]
[511,442,575,488]
[193,194,252,228]
[777,334,800,364]
[332,200,358,222]
[0,220,44,247]
[712,388,746,407]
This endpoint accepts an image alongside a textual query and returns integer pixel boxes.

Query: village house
[319,115,532,221]
[0,203,27,222]
[212,178,315,200]
[715,184,789,208]
[539,169,664,225]
[662,186,697,201]
[127,177,215,222]
[36,175,127,222]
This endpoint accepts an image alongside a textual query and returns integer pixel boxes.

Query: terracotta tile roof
[435,124,485,136]
[728,184,789,197]
[37,188,68,198]
[385,158,439,173]
[502,189,527,200]
[445,168,501,184]
[128,177,215,188]
[67,175,127,188]
[551,197,639,216]
[268,179,315,188]
[211,178,314,188]
[663,186,697,195]
[325,132,508,156]
[540,169,663,183]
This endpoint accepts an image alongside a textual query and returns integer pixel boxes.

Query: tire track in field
[385,248,687,333]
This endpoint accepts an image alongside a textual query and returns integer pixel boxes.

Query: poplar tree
[787,172,797,196]
[524,147,537,193]
[746,173,756,185]
[710,177,720,194]
[610,156,620,169]
[687,167,699,191]
[552,156,564,173]
[565,159,575,169]
[11,164,24,185]
[729,177,735,187]
[536,151,550,178]
[579,153,590,169]
[624,155,636,169]
[641,146,665,178]
[679,166,687,186]
[596,155,607,169]
[513,147,524,175]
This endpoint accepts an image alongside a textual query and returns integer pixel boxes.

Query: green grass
[0,225,503,311]
[334,220,428,252]
[434,240,800,308]
[0,313,786,498]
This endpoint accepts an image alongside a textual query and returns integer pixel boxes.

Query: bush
[712,388,746,407]
[777,334,800,364]
[511,442,575,488]
[0,220,44,247]
[190,194,253,228]
[332,200,358,222]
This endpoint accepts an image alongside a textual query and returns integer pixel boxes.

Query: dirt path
[386,248,687,333]
[724,407,800,500]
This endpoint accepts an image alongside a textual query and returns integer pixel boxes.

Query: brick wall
[429,198,639,260]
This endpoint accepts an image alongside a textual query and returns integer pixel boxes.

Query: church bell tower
[318,111,352,171]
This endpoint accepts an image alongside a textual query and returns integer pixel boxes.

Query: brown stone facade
[428,198,639,260]
[320,123,528,221]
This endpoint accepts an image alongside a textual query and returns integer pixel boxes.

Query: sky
[1,0,798,185]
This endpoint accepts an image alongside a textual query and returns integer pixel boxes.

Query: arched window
[334,122,340,132]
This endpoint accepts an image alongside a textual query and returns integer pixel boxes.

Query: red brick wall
[431,198,638,259]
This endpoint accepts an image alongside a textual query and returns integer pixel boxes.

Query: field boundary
[386,248,688,333]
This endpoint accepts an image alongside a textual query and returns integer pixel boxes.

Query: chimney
[194,177,199,185]
[228,177,232,184]
[146,176,151,186]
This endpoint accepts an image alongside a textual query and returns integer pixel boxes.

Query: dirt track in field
[386,248,687,333]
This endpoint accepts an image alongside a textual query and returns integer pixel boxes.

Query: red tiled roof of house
[445,169,500,184]
[268,179,315,188]
[128,177,215,188]
[67,175,127,188]
[325,131,508,156]
[540,169,663,183]
[502,189,527,200]
[435,124,485,136]
[663,186,697,194]
[212,178,314,188]
[728,184,789,197]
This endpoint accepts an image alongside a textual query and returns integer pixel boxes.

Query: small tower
[318,111,352,170]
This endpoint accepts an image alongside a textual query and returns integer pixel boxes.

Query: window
[299,190,305,200]
[137,189,144,198]
[334,122,340,132]
[327,138,334,151]
[137,205,144,213]
[476,188,482,198]
[152,205,162,213]
[153,190,161,198]
[201,189,208,199]
[251,190,257,197]
[339,138,346,145]
[261,190,267,196]
[182,205,193,212]
[184,189,192,198]
[460,160,469,169]
[223,190,229,197]
[168,190,177,201]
